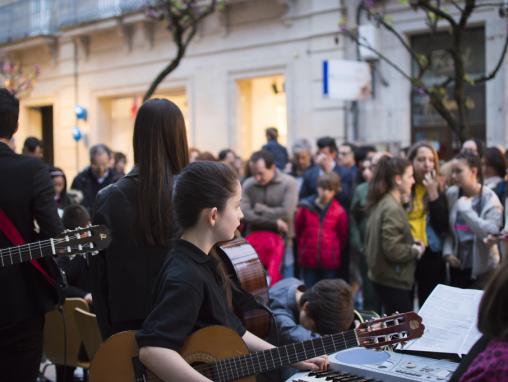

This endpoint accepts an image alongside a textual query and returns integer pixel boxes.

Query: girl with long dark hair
[444,152,502,289]
[365,156,425,314]
[91,98,189,338]
[136,161,327,381]
[406,142,448,306]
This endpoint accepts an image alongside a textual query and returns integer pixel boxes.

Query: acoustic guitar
[0,225,111,267]
[89,311,424,382]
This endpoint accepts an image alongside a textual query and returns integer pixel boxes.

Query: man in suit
[0,88,63,382]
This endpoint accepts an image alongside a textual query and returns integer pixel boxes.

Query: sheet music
[404,284,483,356]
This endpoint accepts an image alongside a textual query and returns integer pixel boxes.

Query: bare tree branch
[415,0,458,26]
[449,0,464,13]
[143,0,218,101]
[473,29,508,83]
[458,0,475,30]
[367,10,428,72]
[343,29,414,82]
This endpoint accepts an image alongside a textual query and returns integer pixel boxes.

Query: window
[410,27,485,159]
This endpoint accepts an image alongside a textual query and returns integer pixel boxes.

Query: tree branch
[143,0,219,101]
[368,10,427,72]
[458,0,475,30]
[473,29,508,84]
[343,30,414,81]
[415,0,458,26]
[449,0,464,13]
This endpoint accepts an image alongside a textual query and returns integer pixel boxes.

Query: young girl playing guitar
[135,161,328,381]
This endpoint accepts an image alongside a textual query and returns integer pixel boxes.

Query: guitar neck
[0,239,55,267]
[210,330,359,381]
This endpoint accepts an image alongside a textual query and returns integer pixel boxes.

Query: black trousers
[414,248,446,306]
[0,314,44,382]
[372,281,413,315]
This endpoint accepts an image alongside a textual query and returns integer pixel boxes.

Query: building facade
[1,0,507,179]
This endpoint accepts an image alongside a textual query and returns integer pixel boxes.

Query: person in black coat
[90,98,190,339]
[0,88,64,382]
[71,144,117,213]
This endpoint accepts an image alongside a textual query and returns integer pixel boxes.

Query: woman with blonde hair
[407,142,449,305]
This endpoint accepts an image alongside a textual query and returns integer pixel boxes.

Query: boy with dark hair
[268,277,354,345]
[295,172,348,286]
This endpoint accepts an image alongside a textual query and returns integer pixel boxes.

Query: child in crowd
[295,172,348,286]
[136,161,327,381]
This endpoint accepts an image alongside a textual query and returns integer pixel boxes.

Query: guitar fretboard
[0,239,54,267]
[197,329,359,382]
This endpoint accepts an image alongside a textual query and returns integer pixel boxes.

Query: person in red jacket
[295,172,348,286]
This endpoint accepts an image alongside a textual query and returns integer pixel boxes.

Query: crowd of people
[1,86,508,382]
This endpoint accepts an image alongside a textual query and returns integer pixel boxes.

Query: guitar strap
[0,208,56,286]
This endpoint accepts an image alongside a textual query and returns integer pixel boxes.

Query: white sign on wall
[323,59,372,101]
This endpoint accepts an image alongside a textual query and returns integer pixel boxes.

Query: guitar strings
[131,328,406,382]
[200,328,409,382]
[205,332,359,381]
[0,237,87,263]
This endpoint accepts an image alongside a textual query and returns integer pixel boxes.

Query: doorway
[236,75,287,157]
[26,105,54,165]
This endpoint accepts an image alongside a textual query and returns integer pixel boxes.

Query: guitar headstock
[356,311,424,349]
[54,225,112,258]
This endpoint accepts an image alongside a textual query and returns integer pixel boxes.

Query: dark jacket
[299,164,353,210]
[57,255,91,300]
[90,168,171,339]
[262,139,289,170]
[295,196,348,269]
[71,166,118,213]
[0,142,63,326]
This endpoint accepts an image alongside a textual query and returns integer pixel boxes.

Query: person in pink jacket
[295,172,348,286]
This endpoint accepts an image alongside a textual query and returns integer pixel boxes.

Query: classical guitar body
[90,312,425,382]
[89,330,143,382]
[180,326,254,382]
[89,327,254,382]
